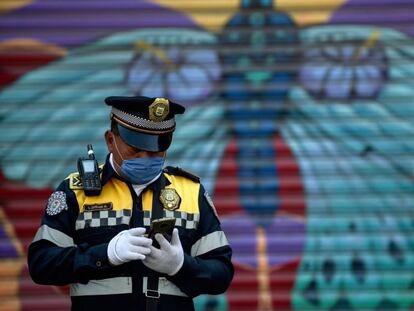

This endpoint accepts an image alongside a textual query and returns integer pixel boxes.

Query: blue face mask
[120,156,165,185]
[112,136,165,185]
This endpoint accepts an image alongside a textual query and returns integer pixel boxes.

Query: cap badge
[149,98,170,122]
[160,188,181,211]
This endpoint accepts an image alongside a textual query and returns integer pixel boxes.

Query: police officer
[28,96,234,311]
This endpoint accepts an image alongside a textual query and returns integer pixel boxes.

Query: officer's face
[105,130,165,167]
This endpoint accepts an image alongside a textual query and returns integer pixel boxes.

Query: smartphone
[148,217,176,248]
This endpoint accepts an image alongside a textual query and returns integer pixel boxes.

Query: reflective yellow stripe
[143,277,188,297]
[70,277,132,296]
[32,225,74,247]
[191,231,229,257]
[74,178,132,213]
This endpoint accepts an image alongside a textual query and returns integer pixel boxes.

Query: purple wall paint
[0,226,18,258]
[0,0,200,47]
[330,0,414,37]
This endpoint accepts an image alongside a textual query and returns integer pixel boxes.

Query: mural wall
[1,0,414,310]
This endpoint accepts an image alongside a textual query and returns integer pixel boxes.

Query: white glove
[107,227,152,266]
[143,228,184,276]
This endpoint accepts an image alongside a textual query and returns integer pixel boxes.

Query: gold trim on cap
[149,98,170,122]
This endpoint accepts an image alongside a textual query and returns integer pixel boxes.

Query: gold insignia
[69,173,83,190]
[160,188,181,211]
[149,98,170,122]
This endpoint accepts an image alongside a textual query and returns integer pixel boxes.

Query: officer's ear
[105,130,115,153]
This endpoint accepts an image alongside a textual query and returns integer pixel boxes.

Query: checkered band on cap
[111,107,176,132]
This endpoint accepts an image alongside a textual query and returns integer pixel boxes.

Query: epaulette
[163,166,200,183]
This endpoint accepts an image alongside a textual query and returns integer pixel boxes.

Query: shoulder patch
[164,166,200,183]
[46,191,68,216]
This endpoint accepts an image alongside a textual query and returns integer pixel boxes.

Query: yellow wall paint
[276,0,347,26]
[153,0,346,31]
[153,0,239,32]
[0,39,67,56]
[0,298,20,311]
[0,0,32,15]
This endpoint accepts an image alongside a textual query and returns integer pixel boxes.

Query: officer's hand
[107,227,152,266]
[143,228,184,276]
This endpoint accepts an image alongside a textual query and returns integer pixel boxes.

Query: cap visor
[117,124,172,152]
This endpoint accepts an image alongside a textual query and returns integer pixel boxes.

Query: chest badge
[160,188,181,211]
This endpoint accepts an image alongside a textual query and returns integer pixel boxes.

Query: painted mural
[1,0,414,310]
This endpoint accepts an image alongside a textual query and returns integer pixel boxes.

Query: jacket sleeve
[167,184,234,297]
[27,180,122,285]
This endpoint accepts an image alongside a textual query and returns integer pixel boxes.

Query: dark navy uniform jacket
[28,155,234,311]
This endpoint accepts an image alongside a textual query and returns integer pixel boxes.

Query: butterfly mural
[1,0,414,310]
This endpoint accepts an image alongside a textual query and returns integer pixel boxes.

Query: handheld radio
[77,144,102,196]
